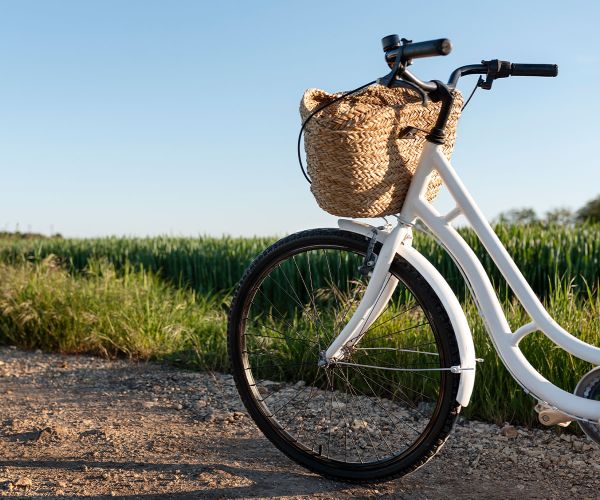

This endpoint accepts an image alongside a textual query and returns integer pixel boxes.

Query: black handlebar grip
[510,63,558,77]
[402,38,452,60]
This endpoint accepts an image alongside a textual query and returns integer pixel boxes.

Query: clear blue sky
[2,0,599,237]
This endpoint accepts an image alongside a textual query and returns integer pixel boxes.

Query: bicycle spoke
[355,347,439,356]
[245,332,319,346]
[323,249,342,315]
[342,364,425,437]
[234,236,454,467]
[363,303,420,333]
[325,368,365,463]
[355,273,393,338]
[292,254,325,345]
[276,262,323,330]
[335,368,398,458]
[350,362,438,413]
[334,278,365,333]
[364,322,430,344]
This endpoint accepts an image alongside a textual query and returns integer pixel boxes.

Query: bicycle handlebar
[381,35,559,93]
[382,35,452,66]
[447,60,558,88]
[375,36,560,142]
[510,63,558,77]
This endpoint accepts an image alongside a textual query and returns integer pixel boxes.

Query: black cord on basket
[298,80,376,184]
[461,76,484,111]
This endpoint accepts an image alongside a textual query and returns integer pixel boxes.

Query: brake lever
[480,59,512,90]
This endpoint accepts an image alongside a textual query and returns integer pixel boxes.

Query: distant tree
[576,195,600,223]
[544,207,574,225]
[496,208,538,225]
[0,231,62,240]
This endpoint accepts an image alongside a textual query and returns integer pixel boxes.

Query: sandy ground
[0,346,599,499]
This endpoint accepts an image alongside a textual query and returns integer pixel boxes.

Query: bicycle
[227,35,600,482]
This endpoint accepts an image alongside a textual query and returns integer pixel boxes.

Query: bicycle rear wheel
[227,228,461,482]
[575,367,600,446]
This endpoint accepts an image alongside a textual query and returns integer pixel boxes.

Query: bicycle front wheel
[228,228,461,482]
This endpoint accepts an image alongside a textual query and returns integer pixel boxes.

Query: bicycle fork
[323,222,411,363]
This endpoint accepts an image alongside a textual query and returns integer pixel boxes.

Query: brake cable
[461,76,485,111]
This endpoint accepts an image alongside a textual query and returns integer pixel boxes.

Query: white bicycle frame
[325,141,600,423]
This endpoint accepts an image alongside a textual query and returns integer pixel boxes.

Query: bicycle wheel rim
[229,230,459,477]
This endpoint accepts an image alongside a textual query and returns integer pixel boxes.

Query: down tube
[433,152,600,365]
[401,143,600,420]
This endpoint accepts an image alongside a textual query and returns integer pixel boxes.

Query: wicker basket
[300,84,463,218]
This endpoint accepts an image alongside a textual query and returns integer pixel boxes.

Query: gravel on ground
[0,347,599,499]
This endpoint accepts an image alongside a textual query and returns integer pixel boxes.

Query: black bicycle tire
[575,367,600,444]
[227,228,462,483]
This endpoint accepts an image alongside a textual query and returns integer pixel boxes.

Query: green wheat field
[0,223,598,427]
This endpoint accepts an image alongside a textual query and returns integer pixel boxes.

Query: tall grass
[0,256,598,427]
[0,223,597,299]
[0,236,274,296]
[0,257,228,370]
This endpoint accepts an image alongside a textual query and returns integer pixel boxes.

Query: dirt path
[0,347,598,499]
